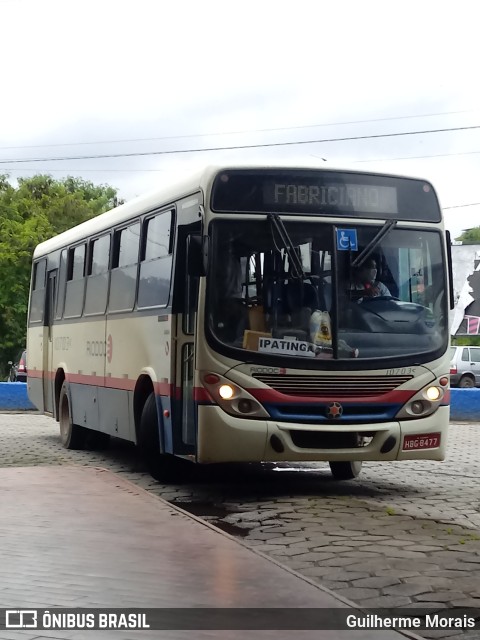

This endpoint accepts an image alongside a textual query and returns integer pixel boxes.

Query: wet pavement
[0,413,479,639]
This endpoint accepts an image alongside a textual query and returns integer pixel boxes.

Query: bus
[27,164,453,481]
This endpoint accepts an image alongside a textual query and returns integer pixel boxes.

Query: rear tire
[139,392,182,483]
[329,460,362,480]
[459,376,475,388]
[59,382,87,449]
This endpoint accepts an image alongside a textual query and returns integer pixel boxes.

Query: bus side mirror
[446,230,455,310]
[187,234,206,277]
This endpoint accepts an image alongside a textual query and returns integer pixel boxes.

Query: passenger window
[144,213,172,260]
[34,260,46,290]
[109,223,140,312]
[138,211,174,308]
[114,224,140,268]
[29,259,47,323]
[64,244,86,318]
[84,234,110,316]
[461,348,470,361]
[55,250,67,319]
[89,234,110,275]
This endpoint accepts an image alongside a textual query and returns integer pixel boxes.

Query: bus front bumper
[196,406,449,464]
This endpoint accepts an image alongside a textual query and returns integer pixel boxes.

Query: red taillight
[18,362,26,372]
[203,373,220,385]
[450,366,457,374]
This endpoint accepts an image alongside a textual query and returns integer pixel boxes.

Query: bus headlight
[219,384,235,400]
[425,386,441,401]
[201,371,269,418]
[395,378,446,419]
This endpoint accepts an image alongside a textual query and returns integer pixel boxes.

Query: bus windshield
[207,219,447,363]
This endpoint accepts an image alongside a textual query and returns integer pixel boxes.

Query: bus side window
[64,244,86,318]
[84,234,110,316]
[55,249,67,320]
[109,222,140,312]
[29,259,47,323]
[138,211,173,309]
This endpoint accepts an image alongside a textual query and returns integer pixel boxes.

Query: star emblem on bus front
[327,402,343,419]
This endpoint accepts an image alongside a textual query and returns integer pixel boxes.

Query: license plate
[402,433,441,450]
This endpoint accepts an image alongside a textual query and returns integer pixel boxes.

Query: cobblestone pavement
[1,413,480,639]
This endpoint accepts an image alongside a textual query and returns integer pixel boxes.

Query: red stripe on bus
[25,369,450,407]
[29,369,173,396]
[65,372,135,390]
[193,387,214,403]
[155,381,174,396]
[26,369,44,379]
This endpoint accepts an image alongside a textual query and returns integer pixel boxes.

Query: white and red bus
[27,164,453,481]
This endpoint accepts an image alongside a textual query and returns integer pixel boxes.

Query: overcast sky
[1,0,479,240]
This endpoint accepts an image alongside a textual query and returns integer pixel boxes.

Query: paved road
[1,413,480,639]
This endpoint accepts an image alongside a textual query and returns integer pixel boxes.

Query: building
[450,244,480,336]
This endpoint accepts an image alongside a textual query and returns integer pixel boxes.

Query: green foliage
[0,174,119,373]
[451,336,480,346]
[455,227,480,243]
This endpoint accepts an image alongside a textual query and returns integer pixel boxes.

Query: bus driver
[350,258,391,300]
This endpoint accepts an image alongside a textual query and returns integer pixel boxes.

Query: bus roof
[32,162,436,258]
[32,165,209,258]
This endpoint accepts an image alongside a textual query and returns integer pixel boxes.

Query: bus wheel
[329,460,362,480]
[139,393,181,483]
[59,382,87,449]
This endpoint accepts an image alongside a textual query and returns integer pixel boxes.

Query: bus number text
[386,367,415,376]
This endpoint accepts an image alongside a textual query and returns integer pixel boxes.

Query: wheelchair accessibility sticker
[336,229,358,251]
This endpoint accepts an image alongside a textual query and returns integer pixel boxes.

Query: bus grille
[251,374,413,398]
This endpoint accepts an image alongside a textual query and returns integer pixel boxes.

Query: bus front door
[169,209,202,459]
[43,270,56,414]
[173,272,198,453]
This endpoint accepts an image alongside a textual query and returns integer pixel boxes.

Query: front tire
[329,460,362,480]
[139,392,182,483]
[59,382,87,449]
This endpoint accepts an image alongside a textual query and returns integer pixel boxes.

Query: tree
[0,175,120,375]
[455,227,480,244]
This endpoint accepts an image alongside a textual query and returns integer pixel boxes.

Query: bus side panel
[105,312,173,444]
[50,316,106,421]
[70,382,99,430]
[27,326,47,412]
[97,387,134,441]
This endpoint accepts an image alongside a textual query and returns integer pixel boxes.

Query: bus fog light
[219,384,235,400]
[411,401,424,415]
[425,386,441,401]
[237,399,253,414]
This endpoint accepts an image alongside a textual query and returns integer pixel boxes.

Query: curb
[0,382,37,410]
[450,388,480,422]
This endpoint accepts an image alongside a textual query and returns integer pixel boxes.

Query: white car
[450,345,480,388]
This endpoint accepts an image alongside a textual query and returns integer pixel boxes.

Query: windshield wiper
[267,213,305,279]
[351,220,397,268]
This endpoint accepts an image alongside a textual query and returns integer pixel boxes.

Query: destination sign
[211,169,441,222]
[265,183,398,214]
